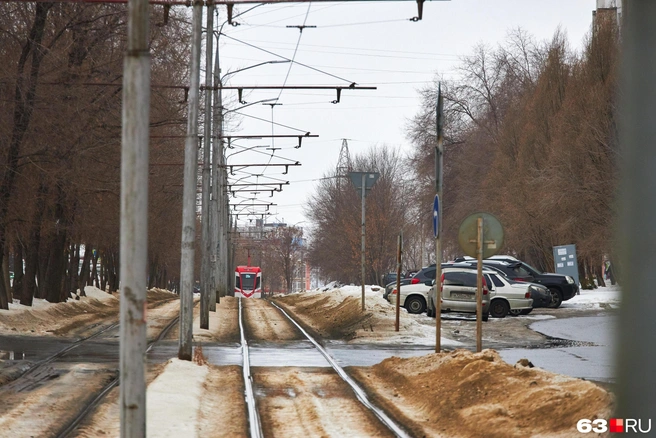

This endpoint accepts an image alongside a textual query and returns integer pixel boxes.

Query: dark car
[384,278,412,301]
[409,264,437,285]
[382,272,397,286]
[454,256,578,308]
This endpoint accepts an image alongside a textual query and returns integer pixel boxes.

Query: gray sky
[216,0,597,227]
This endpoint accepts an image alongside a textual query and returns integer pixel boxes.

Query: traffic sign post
[434,85,444,354]
[432,195,440,238]
[457,212,504,352]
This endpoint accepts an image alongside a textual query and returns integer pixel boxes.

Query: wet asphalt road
[0,312,617,383]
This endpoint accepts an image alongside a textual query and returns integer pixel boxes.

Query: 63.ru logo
[577,418,652,433]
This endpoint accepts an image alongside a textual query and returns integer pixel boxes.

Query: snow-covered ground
[0,283,621,435]
[560,284,621,309]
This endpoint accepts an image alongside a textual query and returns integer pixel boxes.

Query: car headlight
[566,276,575,284]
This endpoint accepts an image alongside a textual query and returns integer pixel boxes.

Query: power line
[219,33,355,84]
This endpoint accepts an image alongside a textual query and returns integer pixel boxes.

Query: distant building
[594,0,622,30]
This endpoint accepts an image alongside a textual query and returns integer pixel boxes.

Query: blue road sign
[433,194,440,238]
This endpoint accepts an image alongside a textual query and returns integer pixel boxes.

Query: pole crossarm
[205,85,377,104]
[228,182,289,187]
[223,162,301,175]
[223,134,317,148]
[1,0,442,24]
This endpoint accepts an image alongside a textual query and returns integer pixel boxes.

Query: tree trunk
[78,244,92,296]
[21,181,47,305]
[13,243,24,300]
[91,249,100,287]
[44,188,69,303]
[0,2,54,310]
[1,244,11,306]
[100,254,108,292]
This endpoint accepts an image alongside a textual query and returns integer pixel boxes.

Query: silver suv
[427,267,491,321]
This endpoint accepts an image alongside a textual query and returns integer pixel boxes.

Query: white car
[387,281,432,314]
[485,271,534,318]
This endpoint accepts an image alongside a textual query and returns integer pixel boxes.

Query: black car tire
[490,299,510,318]
[509,308,533,316]
[426,305,435,317]
[405,296,426,314]
[482,312,489,322]
[548,288,563,309]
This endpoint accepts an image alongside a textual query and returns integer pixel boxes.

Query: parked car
[450,260,552,312]
[382,272,397,286]
[384,278,412,301]
[454,256,578,308]
[388,281,432,314]
[427,267,491,321]
[434,264,534,318]
[483,270,534,318]
[409,264,437,285]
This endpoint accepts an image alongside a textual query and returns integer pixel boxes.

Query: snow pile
[146,358,209,437]
[350,349,614,438]
[561,285,621,309]
[0,287,175,337]
[274,286,461,347]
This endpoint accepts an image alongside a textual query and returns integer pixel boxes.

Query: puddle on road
[147,341,435,368]
[0,336,73,362]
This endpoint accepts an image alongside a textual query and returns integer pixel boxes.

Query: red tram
[234,265,262,298]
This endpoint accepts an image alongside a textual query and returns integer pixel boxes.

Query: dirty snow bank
[147,358,208,437]
[0,286,177,336]
[561,285,621,309]
[349,349,613,438]
[274,285,462,346]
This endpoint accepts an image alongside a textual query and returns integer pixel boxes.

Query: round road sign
[457,212,504,259]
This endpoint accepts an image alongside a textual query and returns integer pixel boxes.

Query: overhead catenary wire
[219,33,355,84]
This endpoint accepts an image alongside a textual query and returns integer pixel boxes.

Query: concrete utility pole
[200,5,214,329]
[213,42,228,301]
[617,0,656,421]
[178,0,203,361]
[119,0,150,434]
[210,24,221,308]
[361,174,366,310]
[434,84,444,353]
[200,3,214,329]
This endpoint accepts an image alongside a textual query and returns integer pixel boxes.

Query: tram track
[0,296,181,437]
[239,297,411,438]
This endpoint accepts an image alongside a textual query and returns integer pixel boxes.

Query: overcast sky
[214,0,598,228]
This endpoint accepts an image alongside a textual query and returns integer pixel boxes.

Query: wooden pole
[395,234,402,331]
[476,217,483,352]
[434,84,444,353]
[361,173,366,311]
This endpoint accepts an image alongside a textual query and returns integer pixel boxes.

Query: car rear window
[489,274,505,287]
[444,271,477,287]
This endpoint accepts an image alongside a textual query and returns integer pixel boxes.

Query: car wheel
[490,299,510,318]
[405,296,426,314]
[548,288,563,308]
[426,305,435,317]
[509,308,533,316]
[482,312,489,322]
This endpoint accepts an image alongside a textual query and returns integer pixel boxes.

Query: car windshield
[520,262,542,275]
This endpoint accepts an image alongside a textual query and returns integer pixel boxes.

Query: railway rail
[240,297,411,438]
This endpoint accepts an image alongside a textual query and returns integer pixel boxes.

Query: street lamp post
[348,172,379,311]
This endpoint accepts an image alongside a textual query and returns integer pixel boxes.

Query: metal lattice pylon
[336,138,352,189]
